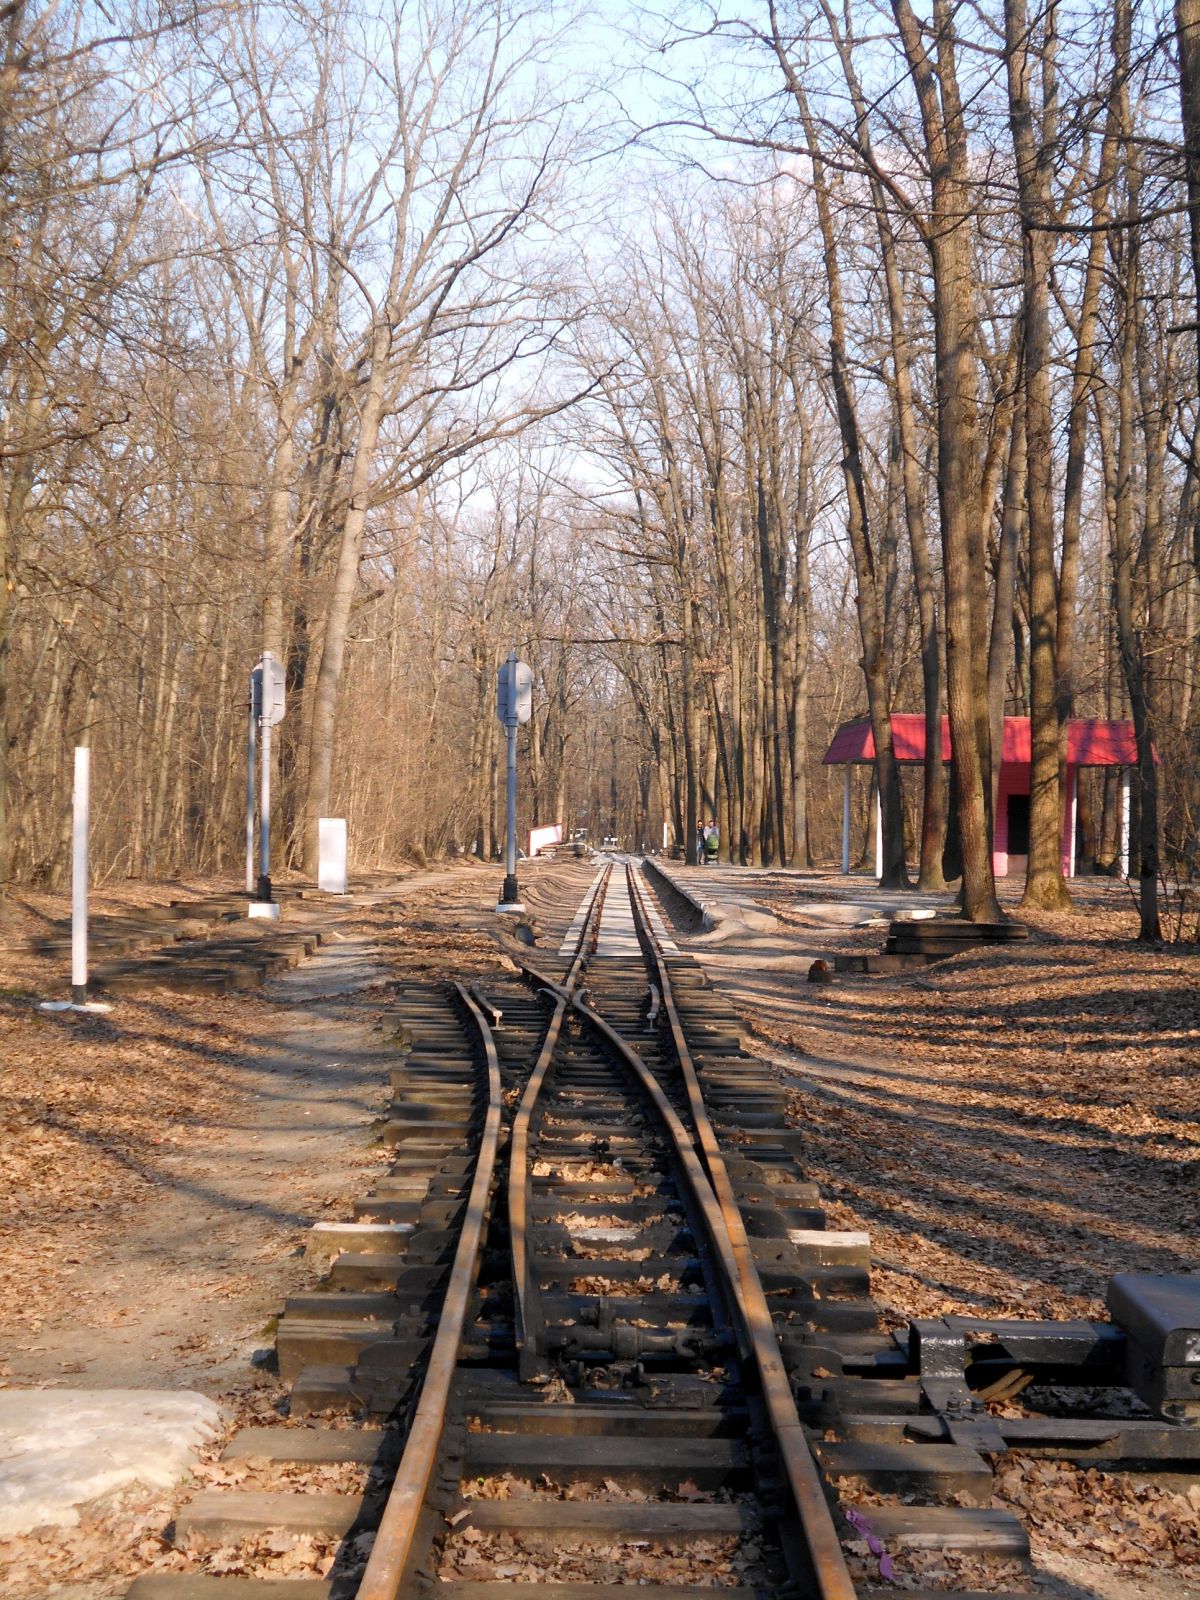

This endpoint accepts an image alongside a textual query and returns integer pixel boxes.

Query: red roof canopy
[823,714,1143,767]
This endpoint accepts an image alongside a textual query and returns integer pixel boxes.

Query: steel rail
[534,967,753,1348]
[355,981,504,1600]
[563,861,609,992]
[509,862,612,1377]
[624,862,857,1600]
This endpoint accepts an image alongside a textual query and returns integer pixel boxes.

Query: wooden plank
[380,1119,468,1145]
[221,1427,390,1464]
[458,1499,754,1537]
[794,1378,919,1417]
[277,1325,408,1383]
[859,1593,1035,1600]
[475,1401,745,1438]
[464,1432,747,1488]
[851,1504,1029,1557]
[436,1587,769,1600]
[175,1489,370,1541]
[327,1253,412,1290]
[128,1581,332,1599]
[282,1294,400,1321]
[817,1441,992,1504]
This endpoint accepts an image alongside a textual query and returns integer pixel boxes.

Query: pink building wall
[823,717,1140,882]
[992,761,1076,878]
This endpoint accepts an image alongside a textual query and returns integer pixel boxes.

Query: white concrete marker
[38,748,113,1014]
[318,817,348,894]
[0,1389,222,1536]
[874,780,883,880]
[72,746,88,1002]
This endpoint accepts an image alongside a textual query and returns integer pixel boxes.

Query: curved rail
[355,981,504,1600]
[624,862,857,1600]
[509,861,612,1377]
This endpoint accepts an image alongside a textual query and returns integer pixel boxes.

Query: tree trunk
[893,0,1000,920]
[1111,59,1161,940]
[1006,0,1070,910]
[302,330,390,873]
[990,384,1025,826]
[790,74,907,887]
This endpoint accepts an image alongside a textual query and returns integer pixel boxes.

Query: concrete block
[0,1389,221,1536]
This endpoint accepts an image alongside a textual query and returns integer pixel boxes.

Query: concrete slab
[650,861,958,933]
[643,861,778,939]
[0,1388,222,1535]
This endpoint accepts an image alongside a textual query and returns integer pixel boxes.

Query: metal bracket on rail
[645,983,661,1028]
[903,1274,1200,1463]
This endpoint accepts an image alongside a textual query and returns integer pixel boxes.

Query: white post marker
[874,780,883,881]
[841,767,852,876]
[72,746,89,1004]
[318,818,348,894]
[39,747,111,1013]
[495,651,532,913]
[1119,769,1131,878]
[1068,767,1079,880]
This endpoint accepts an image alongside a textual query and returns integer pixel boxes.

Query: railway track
[128,860,1199,1600]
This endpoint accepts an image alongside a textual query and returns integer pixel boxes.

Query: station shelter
[822,714,1139,879]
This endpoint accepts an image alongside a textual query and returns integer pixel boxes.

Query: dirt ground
[677,865,1200,1599]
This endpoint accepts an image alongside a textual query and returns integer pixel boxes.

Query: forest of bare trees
[3,0,1199,939]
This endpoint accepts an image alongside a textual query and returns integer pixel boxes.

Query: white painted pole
[246,691,257,897]
[874,781,883,881]
[1119,770,1131,878]
[841,767,851,875]
[72,747,89,1005]
[1068,767,1078,879]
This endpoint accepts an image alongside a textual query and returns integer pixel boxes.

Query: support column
[874,781,883,881]
[842,767,851,875]
[1119,769,1131,878]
